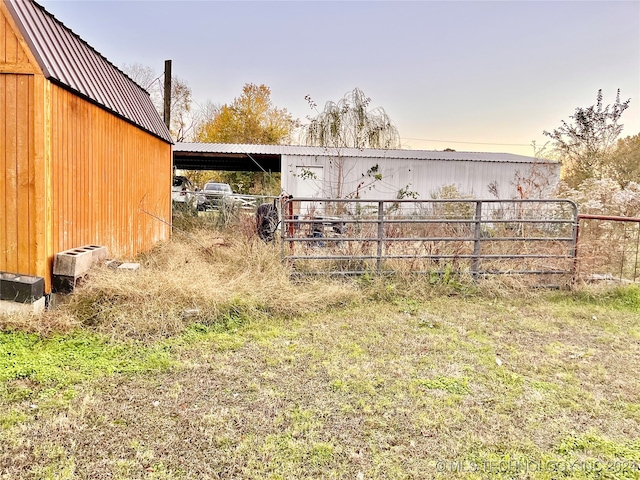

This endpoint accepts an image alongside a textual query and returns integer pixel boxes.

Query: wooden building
[1,0,173,294]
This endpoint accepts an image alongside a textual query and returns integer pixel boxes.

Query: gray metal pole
[377,201,384,271]
[472,201,482,275]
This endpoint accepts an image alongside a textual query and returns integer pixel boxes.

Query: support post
[288,200,295,254]
[377,201,384,271]
[571,214,581,285]
[163,59,172,130]
[472,201,482,276]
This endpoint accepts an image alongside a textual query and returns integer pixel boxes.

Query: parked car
[172,176,197,209]
[197,182,235,211]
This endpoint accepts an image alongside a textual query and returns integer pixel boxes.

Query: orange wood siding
[48,84,171,263]
[0,5,37,74]
[2,4,170,293]
[0,73,37,276]
[1,4,44,282]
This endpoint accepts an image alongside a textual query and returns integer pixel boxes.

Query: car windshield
[205,183,232,193]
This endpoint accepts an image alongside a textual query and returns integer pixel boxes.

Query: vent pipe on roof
[163,59,172,131]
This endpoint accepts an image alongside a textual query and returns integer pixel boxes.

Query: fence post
[377,201,384,271]
[619,222,628,281]
[280,199,295,262]
[571,214,580,285]
[472,201,482,276]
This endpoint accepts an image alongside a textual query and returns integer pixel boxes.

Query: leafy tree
[192,84,297,194]
[543,89,631,188]
[194,83,297,144]
[302,87,400,149]
[605,134,640,188]
[122,62,193,141]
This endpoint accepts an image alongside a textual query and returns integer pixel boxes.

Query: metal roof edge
[24,0,153,97]
[173,143,558,164]
[6,0,173,144]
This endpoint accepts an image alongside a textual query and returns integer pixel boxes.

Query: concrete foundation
[0,297,46,315]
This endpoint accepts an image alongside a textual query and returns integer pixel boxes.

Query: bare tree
[122,62,194,142]
[543,89,631,187]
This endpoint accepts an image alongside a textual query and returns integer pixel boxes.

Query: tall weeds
[55,231,361,340]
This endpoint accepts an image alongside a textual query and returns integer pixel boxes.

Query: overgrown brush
[171,199,247,232]
[0,225,520,339]
[558,178,640,281]
[3,220,638,340]
[46,231,361,340]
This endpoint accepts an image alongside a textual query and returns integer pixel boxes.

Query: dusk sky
[39,0,640,157]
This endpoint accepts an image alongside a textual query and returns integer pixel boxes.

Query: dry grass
[1,226,640,479]
[576,219,640,282]
[53,230,360,340]
[0,310,81,337]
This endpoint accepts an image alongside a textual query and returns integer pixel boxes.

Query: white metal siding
[283,155,559,200]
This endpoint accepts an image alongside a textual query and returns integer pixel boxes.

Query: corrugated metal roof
[6,0,173,144]
[174,143,554,164]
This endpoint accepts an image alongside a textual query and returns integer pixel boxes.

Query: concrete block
[0,273,18,300]
[52,275,76,294]
[117,263,140,271]
[53,247,95,277]
[0,297,45,315]
[48,293,72,310]
[82,245,108,264]
[105,259,122,269]
[0,273,44,302]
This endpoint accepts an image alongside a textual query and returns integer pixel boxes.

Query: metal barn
[1,0,173,294]
[173,143,560,200]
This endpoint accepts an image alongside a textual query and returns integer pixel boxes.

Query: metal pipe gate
[281,198,578,283]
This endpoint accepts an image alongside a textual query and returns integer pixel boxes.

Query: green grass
[2,249,640,478]
[0,331,173,389]
[551,284,640,312]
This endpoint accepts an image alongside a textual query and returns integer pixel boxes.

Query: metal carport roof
[173,143,282,171]
[172,143,552,172]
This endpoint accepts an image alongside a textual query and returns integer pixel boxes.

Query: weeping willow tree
[300,88,401,203]
[303,88,401,149]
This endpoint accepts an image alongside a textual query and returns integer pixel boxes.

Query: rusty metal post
[619,222,627,281]
[571,220,581,285]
